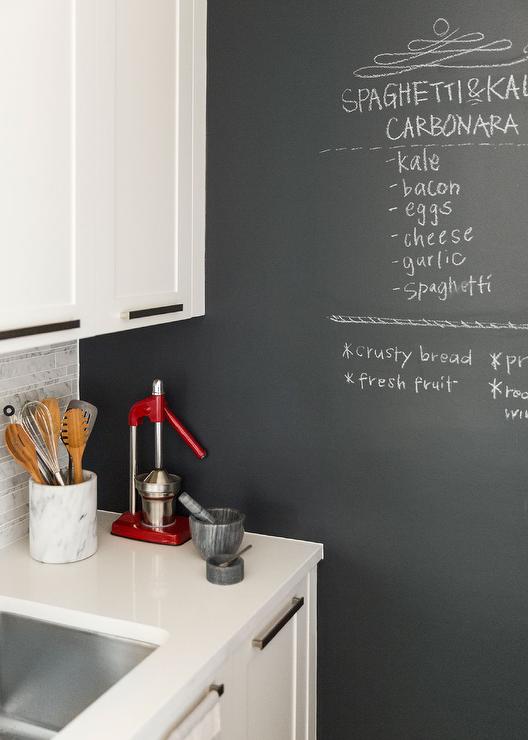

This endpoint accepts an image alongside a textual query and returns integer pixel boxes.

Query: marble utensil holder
[29,471,98,564]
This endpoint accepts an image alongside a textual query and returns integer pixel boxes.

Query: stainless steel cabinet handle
[121,304,183,320]
[252,596,304,650]
[164,684,224,739]
[0,320,80,341]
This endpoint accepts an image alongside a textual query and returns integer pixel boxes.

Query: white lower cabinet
[153,567,317,740]
[229,570,316,740]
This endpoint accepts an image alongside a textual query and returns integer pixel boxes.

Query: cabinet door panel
[114,0,177,301]
[230,574,313,740]
[0,0,95,351]
[94,0,206,336]
[247,616,297,740]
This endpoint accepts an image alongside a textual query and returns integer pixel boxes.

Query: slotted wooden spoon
[5,424,45,484]
[66,400,98,483]
[61,408,89,485]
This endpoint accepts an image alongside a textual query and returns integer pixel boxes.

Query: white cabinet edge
[190,0,207,318]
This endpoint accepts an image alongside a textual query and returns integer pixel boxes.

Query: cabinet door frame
[0,0,97,354]
[229,571,317,740]
[93,0,206,337]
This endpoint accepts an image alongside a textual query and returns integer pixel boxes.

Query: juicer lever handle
[165,407,207,459]
[128,395,163,426]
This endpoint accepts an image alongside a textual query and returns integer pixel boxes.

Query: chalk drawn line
[328,315,528,331]
[318,142,528,154]
[354,18,528,78]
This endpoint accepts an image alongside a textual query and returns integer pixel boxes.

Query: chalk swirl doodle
[353,17,528,79]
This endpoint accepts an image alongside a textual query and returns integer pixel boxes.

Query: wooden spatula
[5,424,45,484]
[41,398,61,445]
[61,408,89,484]
[65,400,98,483]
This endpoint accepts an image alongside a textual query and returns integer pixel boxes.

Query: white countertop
[0,511,323,739]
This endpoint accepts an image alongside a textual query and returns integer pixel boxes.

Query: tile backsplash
[0,341,79,548]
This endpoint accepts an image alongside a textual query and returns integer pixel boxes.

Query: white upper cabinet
[0,0,206,353]
[0,0,96,352]
[94,0,206,335]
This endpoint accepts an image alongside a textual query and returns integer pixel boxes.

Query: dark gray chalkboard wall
[81,1,528,738]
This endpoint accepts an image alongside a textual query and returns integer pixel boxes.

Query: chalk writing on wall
[339,339,528,421]
[321,17,528,330]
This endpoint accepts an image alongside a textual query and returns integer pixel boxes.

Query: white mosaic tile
[0,503,28,527]
[0,485,28,514]
[0,366,70,394]
[55,344,78,368]
[0,352,56,380]
[0,516,29,549]
[0,341,79,548]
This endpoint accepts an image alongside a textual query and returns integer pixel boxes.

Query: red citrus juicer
[111,379,207,545]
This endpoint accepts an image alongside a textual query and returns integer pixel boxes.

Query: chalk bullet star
[343,342,353,359]
[490,352,502,371]
[489,377,503,399]
[345,372,355,384]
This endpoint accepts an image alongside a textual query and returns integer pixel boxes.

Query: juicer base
[111,512,191,545]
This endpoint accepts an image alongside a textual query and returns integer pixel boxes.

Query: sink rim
[0,609,160,655]
[0,594,169,647]
[0,595,170,739]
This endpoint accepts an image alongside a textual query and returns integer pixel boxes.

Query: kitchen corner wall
[79,2,528,739]
[0,341,78,548]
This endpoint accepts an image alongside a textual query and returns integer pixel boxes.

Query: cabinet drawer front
[163,684,223,740]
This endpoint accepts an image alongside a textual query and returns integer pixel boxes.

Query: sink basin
[0,612,157,739]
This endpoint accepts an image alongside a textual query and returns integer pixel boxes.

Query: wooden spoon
[61,408,89,485]
[5,424,45,484]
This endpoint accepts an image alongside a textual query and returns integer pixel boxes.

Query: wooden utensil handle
[31,465,46,485]
[72,449,84,484]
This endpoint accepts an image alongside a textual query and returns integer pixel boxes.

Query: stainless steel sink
[0,612,157,739]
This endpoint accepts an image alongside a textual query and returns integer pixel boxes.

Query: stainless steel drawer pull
[0,320,80,341]
[252,596,304,650]
[121,304,183,320]
[164,684,224,739]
